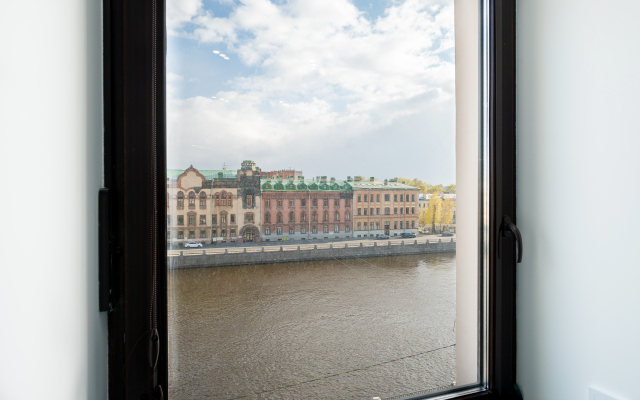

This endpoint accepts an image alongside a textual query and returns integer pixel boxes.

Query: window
[345,211,350,221]
[323,211,328,221]
[335,211,339,221]
[376,222,380,230]
[230,214,235,224]
[215,193,220,206]
[323,226,328,233]
[301,227,306,234]
[323,199,328,207]
[394,207,398,215]
[370,208,374,215]
[189,230,195,239]
[188,192,195,208]
[212,229,217,237]
[357,208,361,216]
[384,194,390,201]
[289,200,294,207]
[411,221,415,228]
[245,213,254,223]
[376,194,380,202]
[289,212,295,222]
[246,195,253,207]
[289,227,294,235]
[278,199,283,207]
[376,208,380,215]
[200,192,207,207]
[345,226,350,233]
[265,227,270,235]
[188,215,195,225]
[177,192,184,209]
[212,215,217,224]
[334,199,339,207]
[394,194,398,202]
[312,199,317,207]
[110,1,514,398]
[357,222,361,231]
[264,212,270,223]
[394,221,397,229]
[199,215,206,225]
[265,199,270,207]
[345,199,350,207]
[277,212,282,223]
[400,207,403,215]
[301,212,306,222]
[357,195,361,202]
[363,208,367,216]
[370,195,374,202]
[412,194,415,202]
[312,212,317,222]
[312,226,317,234]
[334,225,339,233]
[400,194,403,202]
[167,215,171,225]
[200,230,206,238]
[385,208,390,215]
[411,207,415,214]
[277,227,282,235]
[221,229,227,237]
[301,199,306,207]
[400,221,403,229]
[406,207,409,214]
[364,195,368,202]
[178,231,184,239]
[221,214,227,224]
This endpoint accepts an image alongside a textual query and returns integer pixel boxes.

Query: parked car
[184,241,203,248]
[401,232,416,238]
[376,234,390,240]
[441,232,454,237]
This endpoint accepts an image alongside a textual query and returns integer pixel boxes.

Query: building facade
[351,177,420,237]
[260,176,353,241]
[167,161,262,245]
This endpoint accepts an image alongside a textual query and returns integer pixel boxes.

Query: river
[168,253,456,400]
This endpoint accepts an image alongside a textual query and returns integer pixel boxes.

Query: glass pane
[166,0,481,398]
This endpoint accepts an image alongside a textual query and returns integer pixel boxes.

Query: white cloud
[166,0,203,33]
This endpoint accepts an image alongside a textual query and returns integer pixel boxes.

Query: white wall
[0,0,107,399]
[516,1,640,399]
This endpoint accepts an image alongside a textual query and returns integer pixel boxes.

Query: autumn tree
[424,194,442,233]
[440,198,455,228]
[444,184,456,194]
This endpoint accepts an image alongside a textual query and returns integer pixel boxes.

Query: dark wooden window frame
[103,0,517,398]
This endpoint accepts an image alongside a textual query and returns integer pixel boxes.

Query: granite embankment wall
[170,239,456,269]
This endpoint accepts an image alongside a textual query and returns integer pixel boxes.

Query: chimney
[330,177,335,183]
[321,176,327,182]
[369,177,375,182]
[384,179,388,185]
[288,175,294,182]
[347,176,352,182]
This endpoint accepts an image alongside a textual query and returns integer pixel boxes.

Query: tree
[426,184,443,194]
[424,194,442,233]
[440,198,455,227]
[444,184,456,194]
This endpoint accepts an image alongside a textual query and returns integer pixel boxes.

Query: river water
[168,253,456,400]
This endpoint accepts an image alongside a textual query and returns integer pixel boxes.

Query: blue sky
[166,0,456,184]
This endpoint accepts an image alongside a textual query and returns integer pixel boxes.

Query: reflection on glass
[167,0,463,398]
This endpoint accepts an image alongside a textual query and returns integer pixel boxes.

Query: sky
[166,0,456,184]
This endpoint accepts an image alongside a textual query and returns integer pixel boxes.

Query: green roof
[167,169,237,180]
[350,181,419,190]
[261,178,352,192]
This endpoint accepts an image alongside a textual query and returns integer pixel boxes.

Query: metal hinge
[99,188,114,312]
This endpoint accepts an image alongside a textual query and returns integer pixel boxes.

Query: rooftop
[261,177,352,192]
[167,169,237,180]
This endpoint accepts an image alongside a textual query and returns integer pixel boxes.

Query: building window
[394,208,398,215]
[312,226,317,234]
[177,192,184,209]
[200,215,206,225]
[400,194,404,202]
[221,214,227,224]
[412,221,415,228]
[345,199,350,207]
[189,192,195,207]
[277,212,283,223]
[323,226,328,233]
[312,212,317,222]
[363,208,368,216]
[215,193,220,206]
[345,211,350,221]
[167,231,172,239]
[289,227,294,235]
[312,198,317,207]
[245,213,254,223]
[231,229,236,237]
[385,208,390,215]
[370,208,374,215]
[370,195,374,202]
[345,226,350,233]
[376,208,380,215]
[357,208,362,216]
[376,222,380,230]
[323,211,329,221]
[230,214,236,223]
[212,215,217,224]
[412,194,415,201]
[265,212,270,223]
[394,221,398,229]
[246,195,253,207]
[200,230,206,238]
[323,199,328,207]
[212,229,217,237]
[370,222,375,230]
[221,229,226,237]
[188,215,195,225]
[277,227,282,235]
[406,207,409,214]
[265,227,270,235]
[167,215,171,225]
[265,199,270,207]
[200,192,207,207]
[357,222,361,230]
[376,194,380,202]
[301,199,306,206]
[189,230,195,239]
[400,207,404,215]
[289,212,295,222]
[221,192,227,206]
[334,211,339,221]
[411,207,415,214]
[384,194,390,201]
[301,212,306,222]
[334,199,339,206]
[394,194,398,201]
[357,195,361,202]
[278,199,283,207]
[301,227,306,234]
[178,231,184,239]
[400,221,404,229]
[334,225,339,233]
[364,195,368,202]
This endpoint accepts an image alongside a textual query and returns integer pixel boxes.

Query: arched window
[265,212,270,223]
[300,212,306,222]
[177,192,184,209]
[200,191,206,207]
[289,212,294,222]
[221,192,227,206]
[334,211,339,221]
[345,211,350,221]
[277,212,283,223]
[323,211,328,222]
[188,191,195,207]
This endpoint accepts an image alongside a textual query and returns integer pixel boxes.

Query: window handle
[500,215,523,263]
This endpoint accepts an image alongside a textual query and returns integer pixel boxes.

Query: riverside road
[169,233,456,257]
